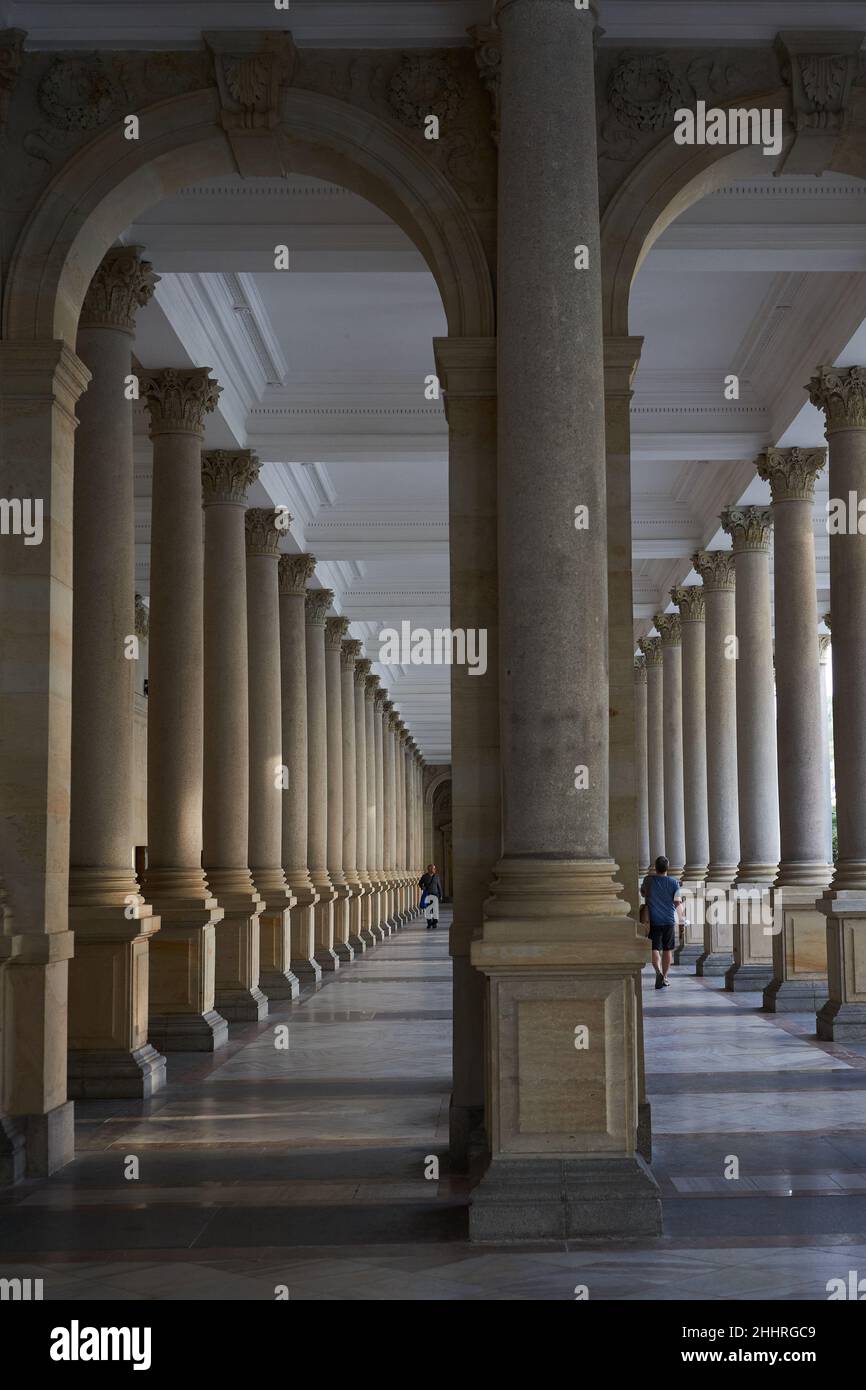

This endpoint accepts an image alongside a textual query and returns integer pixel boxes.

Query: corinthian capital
[342,638,363,670]
[634,654,647,683]
[671,584,705,622]
[638,635,662,667]
[720,505,773,553]
[756,446,827,502]
[134,593,149,640]
[304,588,333,626]
[244,506,284,556]
[80,247,159,334]
[374,687,389,709]
[278,552,316,596]
[354,656,372,686]
[325,615,350,649]
[140,367,221,437]
[823,611,832,632]
[692,549,736,591]
[653,612,681,646]
[818,633,832,661]
[202,449,259,505]
[808,365,866,432]
[365,673,380,699]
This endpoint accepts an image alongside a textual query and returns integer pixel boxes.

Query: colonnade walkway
[3,916,866,1300]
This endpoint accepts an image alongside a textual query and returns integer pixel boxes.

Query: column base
[725,961,775,992]
[0,1117,26,1186]
[315,949,340,972]
[334,941,355,964]
[214,985,268,1023]
[149,1008,228,1053]
[449,1100,484,1172]
[469,1156,662,1243]
[637,1101,652,1164]
[696,951,733,976]
[764,977,828,1012]
[289,894,321,982]
[817,1000,866,1041]
[258,901,301,1000]
[1,1102,76,1181]
[259,968,301,1001]
[673,942,703,967]
[68,1044,166,1100]
[763,884,830,1012]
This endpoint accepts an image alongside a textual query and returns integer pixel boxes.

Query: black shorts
[649,924,676,952]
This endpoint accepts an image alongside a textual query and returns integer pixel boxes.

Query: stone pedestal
[675,880,706,967]
[764,885,830,1012]
[725,886,774,992]
[697,883,735,976]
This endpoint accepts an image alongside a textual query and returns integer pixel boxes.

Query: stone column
[819,628,834,868]
[692,550,738,975]
[0,342,89,1180]
[325,615,353,963]
[139,368,227,1051]
[470,0,659,1242]
[365,674,385,939]
[392,718,406,924]
[719,506,779,992]
[246,508,298,1001]
[808,367,866,1038]
[382,700,397,929]
[638,637,664,863]
[278,554,320,982]
[633,657,650,878]
[353,656,375,945]
[306,589,339,970]
[341,638,366,953]
[757,449,833,1011]
[201,452,266,1023]
[653,613,685,877]
[670,585,709,965]
[67,248,165,1099]
[373,687,390,934]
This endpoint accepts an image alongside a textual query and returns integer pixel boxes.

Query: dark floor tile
[194,1201,468,1247]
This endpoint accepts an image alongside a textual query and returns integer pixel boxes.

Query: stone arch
[3,85,495,345]
[600,85,866,338]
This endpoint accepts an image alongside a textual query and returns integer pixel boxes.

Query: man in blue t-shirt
[640,855,683,989]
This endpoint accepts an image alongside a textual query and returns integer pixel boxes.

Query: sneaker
[661,977,670,987]
[431,920,438,929]
[654,974,665,990]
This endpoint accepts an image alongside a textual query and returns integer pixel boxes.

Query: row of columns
[634,397,866,1040]
[65,246,427,1101]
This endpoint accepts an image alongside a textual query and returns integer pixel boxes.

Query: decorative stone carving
[79,247,159,334]
[244,506,284,556]
[671,584,706,622]
[692,550,736,591]
[387,52,462,130]
[374,686,389,708]
[776,32,864,175]
[823,611,832,632]
[0,29,26,136]
[38,55,125,130]
[653,612,682,645]
[638,635,662,666]
[134,594,149,640]
[201,450,260,505]
[818,633,832,660]
[469,25,501,144]
[278,552,316,596]
[205,31,297,131]
[354,656,372,687]
[808,365,866,432]
[633,654,647,682]
[341,637,363,670]
[607,52,685,133]
[304,587,333,626]
[756,445,827,501]
[325,614,351,649]
[365,674,381,697]
[720,505,773,553]
[139,368,221,437]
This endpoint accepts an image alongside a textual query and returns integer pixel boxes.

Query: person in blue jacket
[418,864,443,929]
[640,855,683,989]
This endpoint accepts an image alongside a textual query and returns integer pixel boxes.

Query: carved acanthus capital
[341,637,363,671]
[325,615,351,649]
[304,587,333,626]
[205,31,297,132]
[140,367,221,437]
[245,506,285,556]
[807,365,866,432]
[278,552,316,596]
[692,550,736,592]
[134,593,149,640]
[823,611,832,632]
[776,32,863,173]
[638,636,662,667]
[634,654,647,683]
[374,687,389,709]
[201,449,260,505]
[818,633,832,661]
[671,584,705,622]
[79,247,159,335]
[720,505,773,553]
[365,674,381,699]
[0,29,26,136]
[354,657,372,687]
[653,612,682,646]
[756,445,827,501]
[468,25,501,144]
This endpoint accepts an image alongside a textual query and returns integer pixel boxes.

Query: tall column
[325,616,353,963]
[819,627,834,868]
[246,508,298,1001]
[653,613,685,877]
[392,719,407,924]
[670,584,708,965]
[692,550,738,976]
[68,248,165,1099]
[382,700,397,928]
[278,554,320,982]
[633,657,650,878]
[638,637,664,863]
[756,449,833,1011]
[719,506,779,992]
[341,638,366,953]
[353,656,375,945]
[365,674,385,939]
[306,589,339,969]
[201,452,266,1023]
[373,687,389,934]
[808,367,866,1038]
[470,0,659,1242]
[139,368,227,1052]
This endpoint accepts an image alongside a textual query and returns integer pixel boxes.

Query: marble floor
[4,912,866,1300]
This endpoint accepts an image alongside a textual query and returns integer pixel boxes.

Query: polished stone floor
[4,911,866,1299]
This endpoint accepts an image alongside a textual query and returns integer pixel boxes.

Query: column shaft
[306,590,338,969]
[670,585,708,966]
[654,614,685,877]
[633,659,650,877]
[325,616,353,962]
[639,638,664,863]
